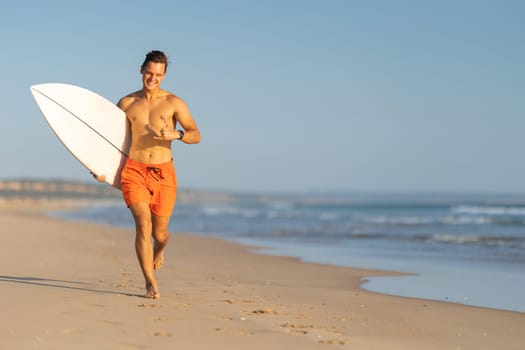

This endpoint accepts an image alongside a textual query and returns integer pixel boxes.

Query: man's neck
[141,88,162,101]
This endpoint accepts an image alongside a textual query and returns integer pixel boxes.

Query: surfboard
[30,83,130,189]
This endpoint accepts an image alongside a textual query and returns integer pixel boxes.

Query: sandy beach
[1,202,524,350]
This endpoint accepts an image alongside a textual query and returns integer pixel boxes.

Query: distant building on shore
[0,179,234,203]
[0,179,120,200]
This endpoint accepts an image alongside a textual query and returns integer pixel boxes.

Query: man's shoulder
[121,90,142,101]
[161,89,178,99]
[118,91,141,109]
[161,90,186,108]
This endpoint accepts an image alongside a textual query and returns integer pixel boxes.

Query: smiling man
[108,50,201,298]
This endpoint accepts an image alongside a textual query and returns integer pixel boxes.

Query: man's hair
[141,50,169,71]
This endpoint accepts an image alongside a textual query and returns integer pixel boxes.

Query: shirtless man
[96,50,200,298]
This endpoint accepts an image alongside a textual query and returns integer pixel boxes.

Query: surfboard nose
[29,84,40,96]
[29,82,129,189]
[30,83,47,92]
[30,84,52,100]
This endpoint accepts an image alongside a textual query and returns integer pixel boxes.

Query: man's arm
[91,96,131,183]
[154,96,201,144]
[117,95,133,112]
[174,97,201,144]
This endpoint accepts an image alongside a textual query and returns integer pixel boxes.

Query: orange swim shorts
[120,158,177,217]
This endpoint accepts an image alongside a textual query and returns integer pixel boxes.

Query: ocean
[50,191,525,313]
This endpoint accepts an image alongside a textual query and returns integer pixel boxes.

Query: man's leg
[152,215,171,271]
[129,202,159,299]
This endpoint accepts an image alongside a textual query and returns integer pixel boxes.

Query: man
[96,50,200,299]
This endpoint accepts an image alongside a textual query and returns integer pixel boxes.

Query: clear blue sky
[1,0,524,193]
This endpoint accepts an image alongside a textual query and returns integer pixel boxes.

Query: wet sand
[1,203,524,349]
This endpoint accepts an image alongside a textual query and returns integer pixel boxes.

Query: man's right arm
[91,96,131,183]
[117,96,132,112]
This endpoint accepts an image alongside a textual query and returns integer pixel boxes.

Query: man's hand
[90,172,106,183]
[153,115,181,141]
[153,127,179,141]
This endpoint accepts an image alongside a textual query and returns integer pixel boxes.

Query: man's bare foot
[153,243,165,270]
[144,285,160,299]
[153,253,164,270]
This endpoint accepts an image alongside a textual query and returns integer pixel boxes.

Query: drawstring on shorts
[147,167,164,182]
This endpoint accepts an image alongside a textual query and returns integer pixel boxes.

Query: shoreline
[243,238,525,314]
[1,203,524,349]
[42,198,525,314]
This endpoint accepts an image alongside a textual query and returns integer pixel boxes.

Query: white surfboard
[30,83,130,189]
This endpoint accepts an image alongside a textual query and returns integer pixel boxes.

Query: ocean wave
[350,232,525,249]
[452,205,525,216]
[429,234,519,246]
[197,205,525,227]
[200,206,261,218]
[360,216,437,225]
[358,214,525,226]
[441,216,492,224]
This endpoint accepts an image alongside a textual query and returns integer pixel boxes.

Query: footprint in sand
[223,299,255,304]
[250,308,277,315]
[318,339,346,346]
[152,317,168,322]
[281,323,314,334]
[150,331,172,337]
[138,303,161,308]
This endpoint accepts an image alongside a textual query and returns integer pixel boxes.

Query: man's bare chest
[126,100,176,126]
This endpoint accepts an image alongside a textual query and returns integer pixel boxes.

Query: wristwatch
[177,130,185,140]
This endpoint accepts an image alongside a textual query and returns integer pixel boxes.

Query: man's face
[141,62,166,91]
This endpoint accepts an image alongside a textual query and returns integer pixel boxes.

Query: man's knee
[153,230,170,245]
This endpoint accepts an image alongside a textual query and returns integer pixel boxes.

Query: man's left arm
[174,97,201,144]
